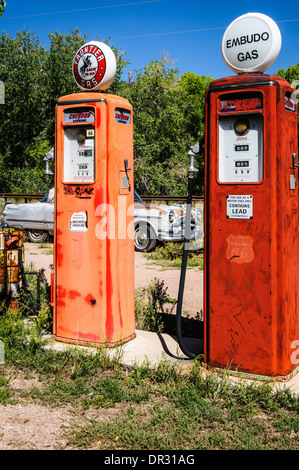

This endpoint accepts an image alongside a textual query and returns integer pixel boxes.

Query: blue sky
[1,1,298,80]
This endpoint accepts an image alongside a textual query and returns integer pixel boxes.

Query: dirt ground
[0,242,203,450]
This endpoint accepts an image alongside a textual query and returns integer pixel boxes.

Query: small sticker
[226,195,253,219]
[285,92,296,112]
[115,108,131,124]
[86,129,95,137]
[70,212,88,232]
[64,111,95,124]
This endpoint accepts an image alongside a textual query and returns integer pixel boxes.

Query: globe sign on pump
[72,41,116,91]
[221,13,282,74]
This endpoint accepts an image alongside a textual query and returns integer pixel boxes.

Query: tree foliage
[276,64,299,139]
[0,29,130,193]
[0,26,298,198]
[0,1,6,18]
[0,28,212,196]
[122,56,212,195]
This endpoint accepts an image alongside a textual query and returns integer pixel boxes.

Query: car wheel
[134,224,156,252]
[28,230,49,243]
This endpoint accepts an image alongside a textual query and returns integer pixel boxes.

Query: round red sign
[72,41,116,91]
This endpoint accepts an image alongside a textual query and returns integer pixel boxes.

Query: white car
[2,188,54,243]
[133,191,202,252]
[2,189,203,251]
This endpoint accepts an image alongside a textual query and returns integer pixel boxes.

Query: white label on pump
[64,111,95,124]
[226,195,253,219]
[70,212,88,232]
[115,108,131,124]
[64,127,95,183]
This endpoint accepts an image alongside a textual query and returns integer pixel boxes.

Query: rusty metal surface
[53,92,136,347]
[0,229,24,305]
[204,74,299,378]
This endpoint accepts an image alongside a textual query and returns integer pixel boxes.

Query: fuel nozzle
[188,152,199,177]
[44,147,54,180]
[188,141,200,178]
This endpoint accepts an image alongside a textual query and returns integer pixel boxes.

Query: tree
[122,55,190,195]
[122,56,212,195]
[276,64,299,137]
[177,72,214,194]
[0,30,48,164]
[0,1,6,17]
[43,29,88,139]
[0,28,130,192]
[178,72,213,142]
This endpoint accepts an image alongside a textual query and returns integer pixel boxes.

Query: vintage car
[2,189,203,251]
[133,191,202,252]
[2,188,55,243]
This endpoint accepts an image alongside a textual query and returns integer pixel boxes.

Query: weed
[0,368,10,404]
[147,242,203,269]
[38,243,54,255]
[135,278,176,332]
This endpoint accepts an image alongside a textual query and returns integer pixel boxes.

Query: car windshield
[134,190,143,203]
[40,192,49,203]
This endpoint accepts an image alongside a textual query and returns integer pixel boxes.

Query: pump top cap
[221,13,282,74]
[73,41,117,91]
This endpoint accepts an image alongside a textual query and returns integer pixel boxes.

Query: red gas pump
[204,13,299,378]
[52,42,135,347]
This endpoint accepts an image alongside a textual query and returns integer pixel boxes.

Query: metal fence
[0,193,204,204]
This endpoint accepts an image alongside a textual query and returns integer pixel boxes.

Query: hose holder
[176,142,200,360]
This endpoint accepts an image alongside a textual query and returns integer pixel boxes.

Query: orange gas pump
[204,14,299,378]
[52,42,135,346]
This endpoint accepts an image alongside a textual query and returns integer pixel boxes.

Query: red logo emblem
[226,235,254,264]
[73,43,106,90]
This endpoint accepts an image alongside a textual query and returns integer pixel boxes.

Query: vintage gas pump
[204,13,299,378]
[52,41,135,346]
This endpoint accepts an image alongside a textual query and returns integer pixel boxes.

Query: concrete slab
[118,330,203,367]
[43,329,203,367]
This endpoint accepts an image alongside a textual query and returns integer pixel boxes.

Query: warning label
[70,212,88,232]
[226,195,253,219]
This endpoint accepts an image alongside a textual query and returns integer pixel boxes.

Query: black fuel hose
[176,155,197,359]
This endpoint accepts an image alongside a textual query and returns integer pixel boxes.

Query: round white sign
[221,13,282,74]
[73,41,116,91]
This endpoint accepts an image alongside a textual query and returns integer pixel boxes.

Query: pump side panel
[275,86,299,376]
[104,98,135,343]
[53,93,135,346]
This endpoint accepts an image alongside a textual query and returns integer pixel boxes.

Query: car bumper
[157,227,202,242]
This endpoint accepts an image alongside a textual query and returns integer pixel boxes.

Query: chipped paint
[52,92,135,347]
[204,74,299,377]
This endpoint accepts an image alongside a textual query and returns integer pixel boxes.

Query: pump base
[51,332,136,349]
[208,364,299,382]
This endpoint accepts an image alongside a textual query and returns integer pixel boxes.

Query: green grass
[0,308,298,450]
[146,242,204,269]
[38,243,54,255]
